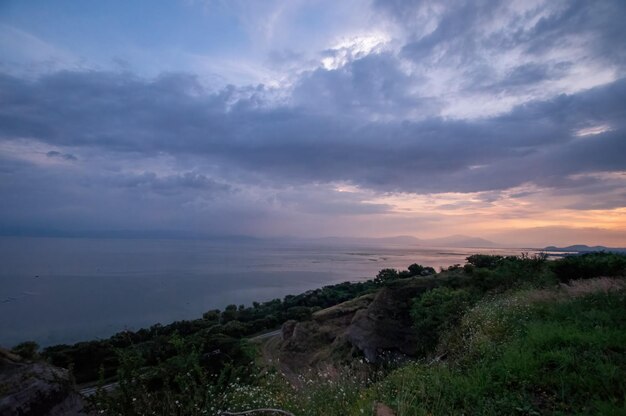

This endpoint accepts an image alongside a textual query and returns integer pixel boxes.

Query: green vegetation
[10,341,39,360]
[41,279,380,383]
[376,263,436,284]
[15,253,625,415]
[410,287,475,355]
[551,251,626,282]
[366,288,626,415]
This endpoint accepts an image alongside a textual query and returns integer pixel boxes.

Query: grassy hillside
[363,281,626,415]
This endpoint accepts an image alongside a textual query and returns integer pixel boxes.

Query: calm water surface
[0,237,539,347]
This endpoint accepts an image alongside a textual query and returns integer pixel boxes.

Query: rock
[346,277,441,362]
[281,320,297,341]
[274,276,448,370]
[274,294,376,372]
[374,403,396,416]
[0,348,88,416]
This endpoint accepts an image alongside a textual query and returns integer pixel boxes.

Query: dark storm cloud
[111,172,232,196]
[46,150,77,161]
[1,69,625,194]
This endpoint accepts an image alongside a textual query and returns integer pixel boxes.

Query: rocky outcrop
[275,277,445,371]
[0,348,88,416]
[281,320,297,341]
[276,294,376,370]
[345,278,441,362]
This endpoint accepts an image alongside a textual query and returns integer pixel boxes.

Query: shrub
[374,268,399,285]
[202,309,221,322]
[11,341,39,360]
[411,287,475,355]
[551,252,626,282]
[467,253,553,292]
[407,263,436,276]
[466,254,504,269]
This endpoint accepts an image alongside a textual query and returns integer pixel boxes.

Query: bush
[11,341,39,360]
[407,263,436,276]
[202,309,220,322]
[467,253,552,292]
[286,306,313,321]
[466,254,503,269]
[222,320,250,338]
[374,268,399,285]
[551,252,626,282]
[411,287,475,355]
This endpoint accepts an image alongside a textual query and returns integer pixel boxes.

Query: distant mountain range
[2,227,500,248]
[421,235,498,248]
[544,244,626,253]
[307,234,498,248]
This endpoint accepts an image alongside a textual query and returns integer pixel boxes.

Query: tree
[12,341,39,360]
[374,268,399,285]
[202,309,221,322]
[408,263,425,276]
[466,254,503,269]
[221,304,238,323]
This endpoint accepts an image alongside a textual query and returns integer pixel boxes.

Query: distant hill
[544,244,626,253]
[304,234,498,248]
[307,235,423,246]
[421,235,498,248]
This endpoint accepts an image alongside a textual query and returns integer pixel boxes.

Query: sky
[0,0,625,247]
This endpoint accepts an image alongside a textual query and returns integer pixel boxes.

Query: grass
[358,287,626,415]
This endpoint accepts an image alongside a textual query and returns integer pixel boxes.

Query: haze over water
[0,237,541,347]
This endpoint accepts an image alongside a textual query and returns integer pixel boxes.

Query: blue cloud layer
[0,0,625,239]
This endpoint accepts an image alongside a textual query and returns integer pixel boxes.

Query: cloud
[292,51,434,119]
[372,0,625,117]
[272,186,393,215]
[1,69,625,196]
[46,150,77,161]
[0,24,78,76]
[488,226,626,247]
[110,171,232,196]
[0,0,625,243]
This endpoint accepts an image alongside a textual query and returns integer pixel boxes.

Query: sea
[0,237,542,347]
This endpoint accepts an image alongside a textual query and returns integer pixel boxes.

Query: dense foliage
[551,251,626,282]
[410,287,475,355]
